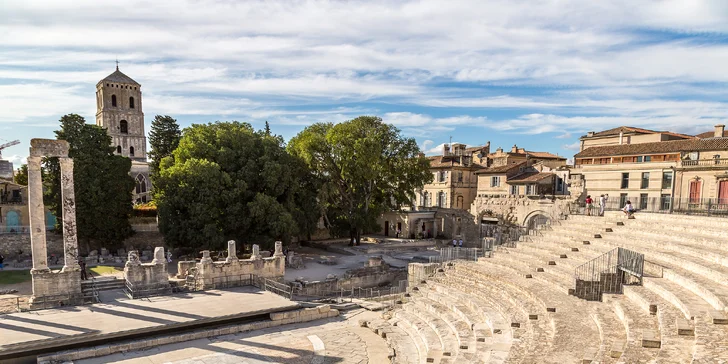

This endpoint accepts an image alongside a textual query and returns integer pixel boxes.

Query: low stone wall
[124,247,170,296]
[37,305,338,363]
[407,262,440,288]
[0,233,63,262]
[195,241,285,289]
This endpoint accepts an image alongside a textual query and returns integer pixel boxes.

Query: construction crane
[0,139,20,159]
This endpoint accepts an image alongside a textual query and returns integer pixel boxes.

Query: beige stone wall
[196,256,285,289]
[575,161,675,200]
[675,169,728,201]
[470,195,574,226]
[30,269,82,302]
[476,173,509,194]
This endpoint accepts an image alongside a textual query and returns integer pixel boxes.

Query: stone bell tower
[95,65,147,162]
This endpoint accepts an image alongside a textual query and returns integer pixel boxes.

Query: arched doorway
[524,212,551,232]
[5,210,20,233]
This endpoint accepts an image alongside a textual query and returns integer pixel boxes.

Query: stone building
[95,66,151,203]
[573,124,728,211]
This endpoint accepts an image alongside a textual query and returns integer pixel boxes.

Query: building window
[509,185,518,195]
[457,172,463,182]
[111,95,117,107]
[456,195,463,208]
[437,192,446,207]
[660,194,671,210]
[639,193,648,210]
[641,172,650,189]
[644,156,652,162]
[490,176,501,187]
[438,171,446,182]
[120,120,128,134]
[662,171,673,189]
[621,173,629,189]
[130,146,135,156]
[129,96,135,109]
[423,192,430,207]
[689,180,702,204]
[526,184,536,195]
[135,174,147,194]
[636,156,643,163]
[556,177,564,192]
[116,145,121,154]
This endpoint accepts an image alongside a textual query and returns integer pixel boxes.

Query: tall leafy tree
[13,164,28,186]
[148,115,181,177]
[155,121,320,250]
[288,116,432,245]
[44,114,135,252]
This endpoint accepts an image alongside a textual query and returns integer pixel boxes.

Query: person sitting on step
[622,200,636,219]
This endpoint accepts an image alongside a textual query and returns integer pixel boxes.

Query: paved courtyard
[78,309,389,364]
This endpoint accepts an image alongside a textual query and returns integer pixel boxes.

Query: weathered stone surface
[226,240,238,262]
[30,138,69,157]
[59,157,80,272]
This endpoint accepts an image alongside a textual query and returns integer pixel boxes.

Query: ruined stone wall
[293,267,407,297]
[407,262,440,288]
[197,256,285,288]
[123,248,169,294]
[0,234,63,261]
[470,195,575,226]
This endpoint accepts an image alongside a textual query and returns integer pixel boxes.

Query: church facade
[95,67,151,203]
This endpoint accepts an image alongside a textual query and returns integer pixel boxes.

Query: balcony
[680,158,728,168]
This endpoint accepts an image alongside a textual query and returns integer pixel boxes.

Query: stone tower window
[135,174,147,194]
[116,145,121,153]
[120,120,128,134]
[129,96,135,109]
[130,146,135,156]
[112,95,117,107]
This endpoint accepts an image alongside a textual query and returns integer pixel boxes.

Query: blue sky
[2,0,728,167]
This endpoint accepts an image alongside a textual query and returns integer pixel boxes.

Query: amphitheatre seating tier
[606,294,661,362]
[393,309,446,362]
[365,318,424,364]
[403,293,466,362]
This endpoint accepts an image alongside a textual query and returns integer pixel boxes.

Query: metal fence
[259,277,293,300]
[573,247,644,301]
[574,197,728,217]
[428,247,485,264]
[123,279,173,299]
[291,279,409,308]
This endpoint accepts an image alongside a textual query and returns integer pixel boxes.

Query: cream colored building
[574,125,728,211]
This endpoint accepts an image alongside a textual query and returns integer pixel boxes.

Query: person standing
[458,238,464,248]
[78,257,87,280]
[599,194,607,216]
[585,195,593,216]
[0,252,5,270]
[452,238,457,247]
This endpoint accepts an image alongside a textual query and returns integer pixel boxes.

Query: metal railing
[123,278,173,299]
[428,247,484,264]
[259,277,293,299]
[575,197,728,217]
[573,247,644,301]
[211,273,255,289]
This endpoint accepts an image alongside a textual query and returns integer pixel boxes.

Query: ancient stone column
[59,157,81,272]
[27,156,49,272]
[251,244,261,260]
[226,240,238,262]
[151,247,165,265]
[273,241,283,257]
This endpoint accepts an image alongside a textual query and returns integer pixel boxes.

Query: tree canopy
[44,114,134,252]
[148,115,181,178]
[288,116,432,245]
[155,121,320,250]
[13,164,28,186]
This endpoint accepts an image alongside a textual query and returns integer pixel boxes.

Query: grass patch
[0,270,32,285]
[89,265,123,276]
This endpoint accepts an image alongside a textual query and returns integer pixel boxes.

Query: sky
[2,0,728,167]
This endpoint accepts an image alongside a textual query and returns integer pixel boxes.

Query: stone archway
[523,210,551,230]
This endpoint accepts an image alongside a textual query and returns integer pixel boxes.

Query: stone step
[606,294,660,363]
[409,293,477,363]
[603,211,728,229]
[394,309,444,360]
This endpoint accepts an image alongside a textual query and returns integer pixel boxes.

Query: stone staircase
[363,210,728,363]
[81,276,126,302]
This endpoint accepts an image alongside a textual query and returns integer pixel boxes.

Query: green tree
[155,121,320,250]
[264,121,271,137]
[13,164,28,186]
[148,115,181,177]
[288,116,432,245]
[44,114,135,252]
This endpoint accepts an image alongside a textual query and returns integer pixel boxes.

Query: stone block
[641,330,661,348]
[610,340,625,358]
[616,221,625,226]
[594,234,602,239]
[548,261,556,265]
[95,345,111,357]
[560,254,567,258]
[710,310,728,324]
[649,304,657,315]
[359,319,368,328]
[510,322,520,328]
[676,318,694,336]
[537,268,544,272]
[528,314,538,320]
[583,241,591,245]
[571,247,579,252]
[525,274,533,278]
[605,228,613,232]
[547,307,556,313]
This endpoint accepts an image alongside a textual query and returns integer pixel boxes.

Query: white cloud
[555,132,572,139]
[562,142,581,151]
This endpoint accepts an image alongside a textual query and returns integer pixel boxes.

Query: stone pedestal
[273,241,283,257]
[29,269,83,308]
[251,244,261,260]
[226,240,238,263]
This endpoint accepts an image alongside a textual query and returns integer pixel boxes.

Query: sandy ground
[283,245,411,282]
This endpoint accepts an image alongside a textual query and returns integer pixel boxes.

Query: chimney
[496,147,503,153]
[715,124,725,138]
[443,144,450,156]
[587,131,594,137]
[619,131,623,145]
[511,144,518,153]
[484,141,491,155]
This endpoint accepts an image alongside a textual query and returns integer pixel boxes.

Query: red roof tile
[574,137,728,158]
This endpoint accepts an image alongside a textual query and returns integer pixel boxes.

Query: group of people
[452,238,465,247]
[584,193,636,218]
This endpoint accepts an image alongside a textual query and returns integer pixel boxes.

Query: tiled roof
[581,126,695,140]
[574,137,728,158]
[696,130,728,138]
[101,69,140,85]
[427,156,486,169]
[475,161,525,174]
[508,172,554,184]
[526,151,566,160]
